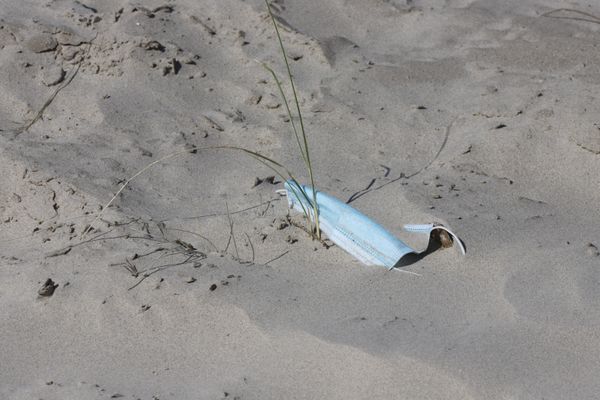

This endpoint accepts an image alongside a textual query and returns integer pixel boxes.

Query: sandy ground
[1,0,600,398]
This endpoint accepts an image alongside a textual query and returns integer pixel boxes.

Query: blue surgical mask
[283,180,465,270]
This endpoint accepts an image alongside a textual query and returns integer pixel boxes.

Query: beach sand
[1,0,600,398]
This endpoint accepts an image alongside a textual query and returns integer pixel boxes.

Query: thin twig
[541,8,600,24]
[128,255,196,290]
[177,198,280,220]
[263,250,289,266]
[224,230,232,254]
[165,227,218,251]
[226,202,240,259]
[346,178,376,204]
[156,221,168,240]
[131,247,166,260]
[45,228,114,256]
[260,199,272,216]
[11,61,82,137]
[244,232,255,263]
[63,234,168,255]
[121,258,139,277]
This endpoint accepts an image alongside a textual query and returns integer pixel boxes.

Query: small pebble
[252,177,263,187]
[209,283,217,291]
[185,276,196,283]
[276,220,289,230]
[245,95,262,105]
[141,40,165,51]
[286,235,298,244]
[38,278,58,297]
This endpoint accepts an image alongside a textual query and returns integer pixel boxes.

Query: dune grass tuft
[263,0,320,239]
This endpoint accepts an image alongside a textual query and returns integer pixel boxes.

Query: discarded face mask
[282,180,466,270]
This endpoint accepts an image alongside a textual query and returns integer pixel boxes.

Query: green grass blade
[265,0,321,239]
[261,62,308,165]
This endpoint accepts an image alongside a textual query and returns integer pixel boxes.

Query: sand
[1,0,600,398]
